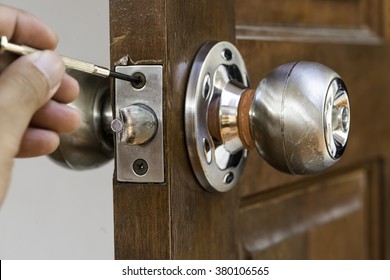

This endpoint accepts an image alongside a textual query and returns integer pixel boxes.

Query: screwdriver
[0,35,139,83]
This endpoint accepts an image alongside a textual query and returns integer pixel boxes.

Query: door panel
[235,0,383,33]
[110,0,389,259]
[239,161,382,259]
[235,0,389,259]
[110,0,170,260]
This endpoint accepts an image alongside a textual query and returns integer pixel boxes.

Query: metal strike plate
[114,65,164,183]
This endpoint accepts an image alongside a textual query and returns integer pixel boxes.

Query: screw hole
[202,74,211,100]
[222,49,233,61]
[223,172,234,184]
[131,72,146,89]
[203,138,212,164]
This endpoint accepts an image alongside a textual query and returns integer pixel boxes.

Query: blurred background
[0,0,114,259]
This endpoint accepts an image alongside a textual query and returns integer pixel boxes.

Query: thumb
[0,50,64,158]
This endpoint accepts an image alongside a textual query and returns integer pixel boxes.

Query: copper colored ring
[238,89,255,150]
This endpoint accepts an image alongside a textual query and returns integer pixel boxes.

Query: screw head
[222,48,233,61]
[223,172,234,184]
[133,158,149,176]
[131,72,146,89]
[111,118,124,133]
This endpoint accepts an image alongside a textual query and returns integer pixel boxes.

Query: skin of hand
[0,4,81,205]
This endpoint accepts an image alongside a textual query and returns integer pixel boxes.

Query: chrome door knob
[242,62,350,175]
[49,70,114,169]
[185,41,350,192]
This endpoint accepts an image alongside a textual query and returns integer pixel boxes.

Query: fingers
[0,53,18,74]
[30,100,81,134]
[52,73,80,103]
[16,128,60,158]
[0,4,57,49]
[0,4,81,205]
[0,50,64,158]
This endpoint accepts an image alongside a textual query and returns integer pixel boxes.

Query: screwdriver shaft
[0,36,138,83]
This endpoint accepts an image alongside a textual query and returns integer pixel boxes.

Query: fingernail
[30,51,65,97]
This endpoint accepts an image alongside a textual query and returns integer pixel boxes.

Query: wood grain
[235,0,388,259]
[110,0,169,259]
[110,0,237,259]
[239,162,382,259]
[235,0,381,30]
[235,0,384,44]
[166,0,238,260]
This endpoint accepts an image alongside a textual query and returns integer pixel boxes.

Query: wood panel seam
[236,25,383,45]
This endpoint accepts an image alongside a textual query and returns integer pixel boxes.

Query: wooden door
[109,0,390,259]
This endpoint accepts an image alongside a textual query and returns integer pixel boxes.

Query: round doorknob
[240,62,350,175]
[48,70,114,169]
[185,41,350,192]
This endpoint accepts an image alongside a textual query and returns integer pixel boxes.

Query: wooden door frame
[110,0,237,259]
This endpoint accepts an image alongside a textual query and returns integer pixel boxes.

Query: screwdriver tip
[109,70,140,83]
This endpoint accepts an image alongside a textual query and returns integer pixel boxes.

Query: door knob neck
[208,84,256,152]
[238,89,256,150]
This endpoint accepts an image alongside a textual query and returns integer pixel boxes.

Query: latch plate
[114,65,164,183]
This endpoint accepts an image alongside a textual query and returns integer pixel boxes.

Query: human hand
[0,4,81,205]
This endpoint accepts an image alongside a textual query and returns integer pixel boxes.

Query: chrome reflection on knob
[48,70,114,169]
[250,62,350,175]
[185,41,350,192]
[324,77,350,159]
